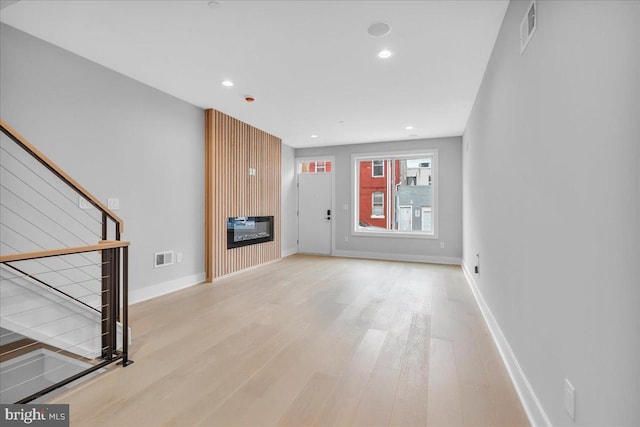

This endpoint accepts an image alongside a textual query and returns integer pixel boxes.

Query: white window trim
[371,192,384,217]
[351,150,438,239]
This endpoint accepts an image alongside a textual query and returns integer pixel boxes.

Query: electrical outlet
[176,252,183,263]
[564,378,575,421]
[440,241,445,249]
[107,198,120,210]
[344,236,349,242]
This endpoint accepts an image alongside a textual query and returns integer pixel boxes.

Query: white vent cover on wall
[154,251,174,268]
[520,0,537,54]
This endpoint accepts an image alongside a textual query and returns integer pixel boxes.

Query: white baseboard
[282,247,298,257]
[333,249,461,265]
[461,263,551,427]
[130,272,206,305]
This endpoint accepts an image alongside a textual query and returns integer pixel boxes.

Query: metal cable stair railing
[0,119,132,404]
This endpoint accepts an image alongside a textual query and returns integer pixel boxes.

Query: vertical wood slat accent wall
[205,109,281,280]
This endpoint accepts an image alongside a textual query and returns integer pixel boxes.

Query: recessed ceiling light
[378,49,393,59]
[405,126,414,130]
[368,22,392,38]
[208,1,222,10]
[311,135,318,138]
[221,80,234,87]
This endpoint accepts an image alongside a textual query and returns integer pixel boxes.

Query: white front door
[398,205,412,231]
[298,173,332,255]
[421,207,432,232]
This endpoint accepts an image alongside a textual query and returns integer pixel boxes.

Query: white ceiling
[0,0,508,148]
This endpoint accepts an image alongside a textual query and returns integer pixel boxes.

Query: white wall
[0,327,24,346]
[463,1,640,425]
[281,143,297,256]
[297,136,462,263]
[0,24,205,303]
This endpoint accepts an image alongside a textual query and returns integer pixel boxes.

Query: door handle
[325,209,331,220]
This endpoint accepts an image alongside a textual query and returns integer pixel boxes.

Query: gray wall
[463,1,640,425]
[1,24,205,302]
[280,143,297,256]
[297,136,462,263]
[0,327,24,346]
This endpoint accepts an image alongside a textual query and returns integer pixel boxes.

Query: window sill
[352,229,438,240]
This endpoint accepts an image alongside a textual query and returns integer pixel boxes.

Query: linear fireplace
[227,216,274,249]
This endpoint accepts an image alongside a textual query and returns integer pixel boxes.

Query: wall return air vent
[154,251,174,268]
[520,0,537,54]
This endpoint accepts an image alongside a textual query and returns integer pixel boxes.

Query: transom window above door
[297,160,332,174]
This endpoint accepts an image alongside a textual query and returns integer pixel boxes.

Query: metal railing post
[110,248,118,355]
[114,222,121,321]
[101,247,113,360]
[101,212,107,240]
[120,245,133,366]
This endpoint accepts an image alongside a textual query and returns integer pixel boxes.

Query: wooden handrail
[0,118,124,232]
[0,241,130,263]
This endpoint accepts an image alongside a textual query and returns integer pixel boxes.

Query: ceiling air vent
[154,251,174,268]
[520,0,537,54]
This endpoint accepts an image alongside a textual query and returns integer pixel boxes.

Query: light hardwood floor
[50,255,529,426]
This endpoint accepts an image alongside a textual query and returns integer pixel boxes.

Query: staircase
[1,265,124,359]
[0,119,132,403]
